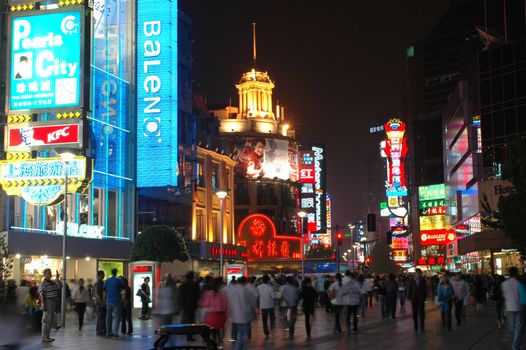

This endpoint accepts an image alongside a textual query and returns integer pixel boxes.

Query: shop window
[45,207,57,231]
[196,158,205,188]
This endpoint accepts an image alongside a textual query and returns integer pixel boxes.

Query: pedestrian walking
[139,277,151,320]
[451,272,469,326]
[363,275,375,308]
[345,273,361,333]
[72,278,89,331]
[398,275,407,309]
[121,277,133,335]
[157,274,176,326]
[328,273,346,334]
[437,273,454,331]
[324,276,334,313]
[300,277,316,339]
[385,273,399,319]
[491,274,505,329]
[501,267,526,350]
[357,275,367,318]
[407,268,428,332]
[280,276,299,338]
[94,270,106,336]
[104,268,125,337]
[199,277,228,344]
[179,271,201,341]
[24,286,42,332]
[256,274,276,337]
[38,268,61,343]
[314,275,326,308]
[225,276,255,350]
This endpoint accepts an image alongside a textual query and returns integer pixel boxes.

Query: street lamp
[298,210,307,280]
[58,150,75,328]
[215,189,229,279]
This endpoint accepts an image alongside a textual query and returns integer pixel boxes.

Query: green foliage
[0,233,14,303]
[499,137,526,248]
[131,225,190,263]
[98,261,124,278]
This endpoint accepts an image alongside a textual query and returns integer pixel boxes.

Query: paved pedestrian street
[11,301,522,350]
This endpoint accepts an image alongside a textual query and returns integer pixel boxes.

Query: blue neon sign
[136,0,178,188]
[9,10,83,111]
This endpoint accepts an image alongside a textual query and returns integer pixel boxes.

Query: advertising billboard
[233,137,298,181]
[5,120,82,152]
[298,150,315,183]
[419,183,448,245]
[137,0,178,187]
[0,156,92,205]
[418,184,446,201]
[237,214,301,262]
[312,145,327,231]
[8,9,85,112]
[384,118,408,197]
[420,230,455,246]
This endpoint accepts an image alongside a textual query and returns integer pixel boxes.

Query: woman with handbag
[437,273,454,331]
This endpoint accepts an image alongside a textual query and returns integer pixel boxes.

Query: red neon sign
[420,230,455,245]
[132,266,152,273]
[384,118,408,196]
[237,214,302,262]
[418,256,446,266]
[6,122,82,152]
[298,151,315,184]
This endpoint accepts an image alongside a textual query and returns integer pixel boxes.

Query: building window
[196,208,205,241]
[212,211,219,243]
[197,158,205,188]
[212,162,220,190]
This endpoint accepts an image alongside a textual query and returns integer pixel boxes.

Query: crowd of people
[1,267,525,350]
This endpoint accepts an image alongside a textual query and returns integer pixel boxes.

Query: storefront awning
[458,229,517,255]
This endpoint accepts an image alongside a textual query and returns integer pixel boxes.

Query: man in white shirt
[502,267,526,350]
[363,275,375,307]
[450,273,469,326]
[256,275,276,337]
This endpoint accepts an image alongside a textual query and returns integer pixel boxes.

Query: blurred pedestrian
[200,277,228,344]
[280,276,299,338]
[501,267,526,350]
[407,268,427,332]
[179,272,201,341]
[94,270,106,336]
[328,273,346,334]
[437,273,454,331]
[451,272,469,326]
[121,277,133,335]
[72,278,89,331]
[300,277,316,339]
[385,273,398,319]
[345,273,362,333]
[257,274,276,338]
[491,274,505,329]
[225,276,254,350]
[157,275,176,326]
[104,268,125,337]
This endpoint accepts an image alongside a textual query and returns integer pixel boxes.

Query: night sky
[181,1,449,226]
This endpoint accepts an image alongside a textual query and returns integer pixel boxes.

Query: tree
[0,233,13,303]
[305,244,335,260]
[131,225,190,263]
[498,137,526,248]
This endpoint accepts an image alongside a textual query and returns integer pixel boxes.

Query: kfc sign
[299,150,315,183]
[420,230,455,245]
[384,118,408,197]
[5,120,82,152]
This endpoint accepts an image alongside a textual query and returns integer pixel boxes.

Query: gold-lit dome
[239,69,273,84]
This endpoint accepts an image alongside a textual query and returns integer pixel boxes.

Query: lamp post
[215,189,229,279]
[59,151,75,328]
[298,210,307,280]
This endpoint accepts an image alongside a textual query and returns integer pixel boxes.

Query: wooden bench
[153,323,221,350]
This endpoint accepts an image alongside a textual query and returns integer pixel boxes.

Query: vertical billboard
[384,118,408,197]
[312,145,327,231]
[418,184,454,245]
[8,9,85,112]
[137,0,178,187]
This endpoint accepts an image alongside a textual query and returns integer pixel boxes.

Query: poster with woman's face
[233,137,297,180]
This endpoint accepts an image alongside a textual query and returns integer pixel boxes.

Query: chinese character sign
[237,213,301,261]
[298,150,315,183]
[9,10,83,111]
[384,118,408,197]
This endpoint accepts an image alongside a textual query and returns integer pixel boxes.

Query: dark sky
[181,0,449,226]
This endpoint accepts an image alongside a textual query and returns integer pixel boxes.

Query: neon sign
[0,156,92,205]
[420,230,455,246]
[298,150,315,183]
[312,145,327,230]
[237,214,301,261]
[5,120,82,152]
[8,9,85,112]
[384,118,408,197]
[137,0,178,187]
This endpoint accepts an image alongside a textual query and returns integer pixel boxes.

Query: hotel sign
[0,156,92,205]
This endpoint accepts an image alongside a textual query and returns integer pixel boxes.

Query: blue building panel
[136,0,178,188]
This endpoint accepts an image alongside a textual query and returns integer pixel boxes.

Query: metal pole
[301,217,304,280]
[61,161,69,328]
[219,197,224,278]
[336,224,340,274]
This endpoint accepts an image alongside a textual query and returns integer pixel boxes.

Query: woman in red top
[199,277,228,344]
